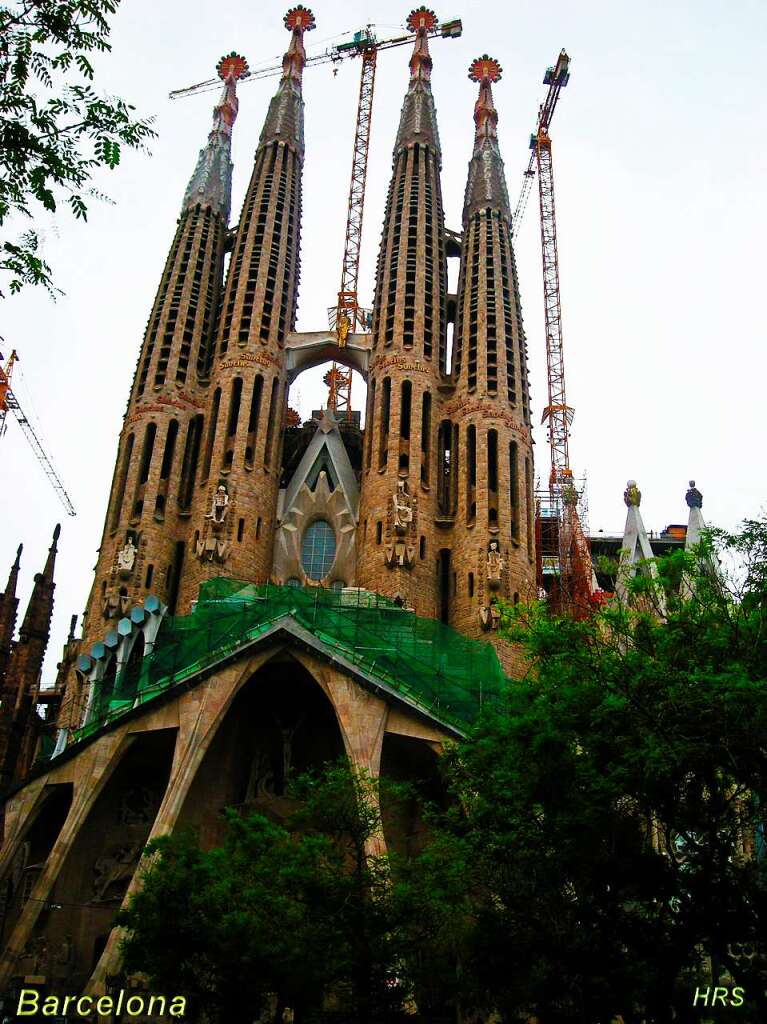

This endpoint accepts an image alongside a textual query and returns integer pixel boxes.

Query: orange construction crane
[0,349,76,516]
[512,51,593,615]
[171,12,462,420]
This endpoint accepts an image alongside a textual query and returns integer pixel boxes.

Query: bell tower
[80,53,248,643]
[446,56,536,652]
[177,6,316,609]
[356,7,449,616]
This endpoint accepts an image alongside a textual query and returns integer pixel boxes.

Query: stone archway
[175,654,346,847]
[284,330,372,385]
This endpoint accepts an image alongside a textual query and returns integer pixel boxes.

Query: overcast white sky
[2,0,766,684]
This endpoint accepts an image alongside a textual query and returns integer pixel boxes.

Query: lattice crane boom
[0,350,76,517]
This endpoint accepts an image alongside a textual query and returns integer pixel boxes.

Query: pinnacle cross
[406,7,437,83]
[469,55,503,145]
[282,6,316,85]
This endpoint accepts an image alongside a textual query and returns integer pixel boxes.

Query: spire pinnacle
[406,7,437,83]
[4,544,22,598]
[282,6,316,84]
[462,55,511,221]
[182,52,248,218]
[469,55,502,146]
[393,8,442,157]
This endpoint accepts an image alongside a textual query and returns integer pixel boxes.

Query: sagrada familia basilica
[0,6,707,998]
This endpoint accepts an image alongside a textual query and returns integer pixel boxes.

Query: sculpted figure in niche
[92,840,142,901]
[207,484,230,526]
[487,540,504,589]
[393,479,413,534]
[117,534,137,574]
[624,480,641,508]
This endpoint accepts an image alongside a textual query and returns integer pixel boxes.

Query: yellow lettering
[693,987,710,1006]
[732,987,745,1007]
[17,990,39,1016]
[76,996,93,1015]
[148,996,166,1015]
[126,996,145,1015]
[63,996,76,1013]
[170,996,187,1017]
[712,987,729,1006]
[96,996,114,1014]
[42,996,59,1016]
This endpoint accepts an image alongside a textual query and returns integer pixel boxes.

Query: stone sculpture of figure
[393,479,413,533]
[116,535,137,573]
[206,484,230,525]
[487,540,504,588]
[92,841,141,901]
[624,480,641,508]
[337,313,351,348]
[685,479,703,509]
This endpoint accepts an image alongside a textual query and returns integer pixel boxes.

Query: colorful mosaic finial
[217,52,249,82]
[469,55,502,143]
[211,53,247,135]
[285,5,316,31]
[406,7,437,82]
[407,6,438,32]
[282,6,316,83]
[468,54,503,83]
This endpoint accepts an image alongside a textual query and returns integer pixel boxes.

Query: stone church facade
[0,6,537,998]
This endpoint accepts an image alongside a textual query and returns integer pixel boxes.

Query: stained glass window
[301,520,336,580]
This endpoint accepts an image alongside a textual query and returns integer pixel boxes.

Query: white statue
[487,540,504,588]
[117,535,137,573]
[393,480,413,533]
[206,484,230,525]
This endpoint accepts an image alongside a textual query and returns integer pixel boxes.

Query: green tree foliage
[117,762,412,1024]
[417,522,767,1023]
[0,0,155,296]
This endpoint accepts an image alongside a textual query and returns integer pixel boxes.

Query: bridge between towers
[284,330,373,384]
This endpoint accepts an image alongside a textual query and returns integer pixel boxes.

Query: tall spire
[2,544,22,601]
[394,7,441,157]
[260,5,316,154]
[182,52,249,222]
[19,524,59,644]
[463,55,511,221]
[0,544,22,683]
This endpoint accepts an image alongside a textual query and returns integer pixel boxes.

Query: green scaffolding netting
[75,580,509,742]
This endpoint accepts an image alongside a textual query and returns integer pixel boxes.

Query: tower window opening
[201,388,221,483]
[237,517,245,542]
[525,456,533,559]
[420,391,431,486]
[467,424,477,524]
[256,517,262,540]
[400,380,412,440]
[420,535,426,559]
[376,521,383,545]
[245,375,264,469]
[227,377,243,437]
[263,378,279,468]
[110,433,134,530]
[437,420,458,516]
[137,422,157,486]
[159,419,179,481]
[366,378,376,470]
[378,377,391,469]
[469,572,475,597]
[178,414,203,511]
[509,441,519,541]
[145,563,154,589]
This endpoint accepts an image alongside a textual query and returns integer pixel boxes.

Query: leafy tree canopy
[0,0,155,296]
[118,762,415,1024]
[420,522,767,1023]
